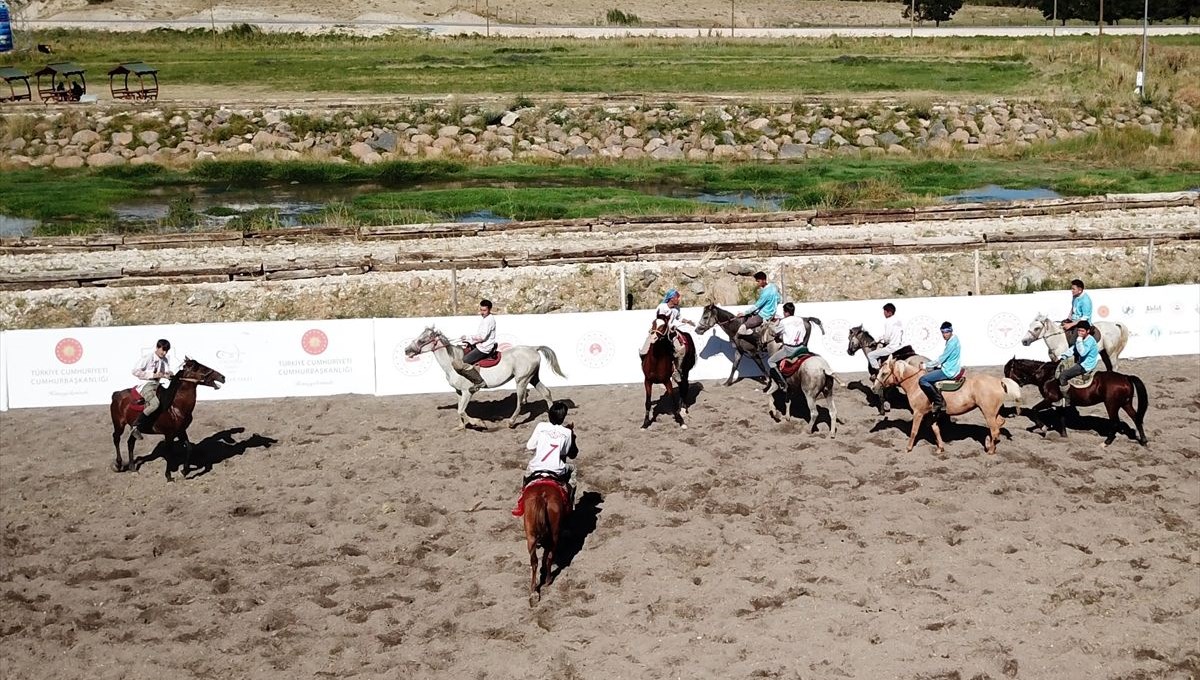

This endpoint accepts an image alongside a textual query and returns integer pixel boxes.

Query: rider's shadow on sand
[870,415,1013,452]
[846,377,912,413]
[134,427,277,480]
[553,491,603,578]
[438,395,578,428]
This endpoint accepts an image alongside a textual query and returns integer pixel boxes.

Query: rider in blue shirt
[736,271,781,339]
[1062,278,1093,333]
[918,321,961,414]
[1057,320,1100,406]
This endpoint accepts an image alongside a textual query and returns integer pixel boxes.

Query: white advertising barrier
[0,330,8,412]
[2,319,375,409]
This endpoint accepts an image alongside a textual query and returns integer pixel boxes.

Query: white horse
[1022,313,1129,371]
[404,326,566,430]
[767,353,844,436]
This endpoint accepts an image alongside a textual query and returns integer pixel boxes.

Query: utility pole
[730,0,734,37]
[910,0,915,38]
[1137,0,1149,98]
[1097,0,1104,71]
[1051,0,1057,38]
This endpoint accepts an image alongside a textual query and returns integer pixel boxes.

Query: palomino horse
[518,478,567,602]
[405,326,566,430]
[641,315,696,429]
[873,356,1019,455]
[1022,313,1129,371]
[696,303,823,389]
[1003,357,1148,447]
[109,357,226,480]
[767,352,843,436]
[846,324,928,415]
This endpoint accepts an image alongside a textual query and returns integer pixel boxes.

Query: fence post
[973,249,980,296]
[778,263,786,303]
[450,266,458,315]
[1145,238,1154,286]
[619,267,627,311]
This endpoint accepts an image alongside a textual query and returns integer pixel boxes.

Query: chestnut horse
[1003,357,1148,447]
[641,315,696,429]
[520,480,567,602]
[110,357,226,479]
[873,356,1019,455]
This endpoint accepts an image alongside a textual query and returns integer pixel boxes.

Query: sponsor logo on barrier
[55,338,83,364]
[576,330,614,369]
[215,346,241,363]
[1148,326,1162,339]
[1098,305,1109,319]
[1122,305,1136,316]
[301,329,329,355]
[908,315,940,354]
[826,319,851,346]
[1145,305,1161,314]
[393,341,430,377]
[987,312,1022,349]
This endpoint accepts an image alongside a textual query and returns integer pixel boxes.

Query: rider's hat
[939,321,954,332]
[662,289,679,303]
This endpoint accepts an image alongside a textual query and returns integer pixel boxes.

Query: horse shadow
[1037,408,1141,442]
[133,427,277,481]
[869,415,1013,451]
[553,491,603,576]
[438,395,578,428]
[846,377,911,413]
[770,390,834,432]
[697,334,766,385]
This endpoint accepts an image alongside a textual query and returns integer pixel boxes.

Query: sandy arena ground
[1,354,1198,679]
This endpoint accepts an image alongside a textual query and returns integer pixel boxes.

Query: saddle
[463,344,501,368]
[1056,361,1097,389]
[890,345,917,361]
[935,370,967,392]
[779,348,815,377]
[511,476,570,517]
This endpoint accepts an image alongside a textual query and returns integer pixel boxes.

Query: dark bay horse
[519,479,567,602]
[846,325,928,415]
[110,357,226,479]
[641,315,696,429]
[696,303,823,389]
[1003,357,1148,447]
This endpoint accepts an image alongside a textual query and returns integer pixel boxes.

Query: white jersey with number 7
[525,422,573,475]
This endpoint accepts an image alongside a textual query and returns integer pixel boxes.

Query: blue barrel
[0,0,13,54]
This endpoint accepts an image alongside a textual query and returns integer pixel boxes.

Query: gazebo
[0,66,32,102]
[34,62,86,103]
[108,62,158,101]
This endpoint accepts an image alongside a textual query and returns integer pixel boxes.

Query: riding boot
[132,412,153,439]
[1057,386,1070,408]
[466,369,486,393]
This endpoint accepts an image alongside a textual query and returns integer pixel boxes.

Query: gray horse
[846,324,928,415]
[767,352,843,436]
[696,303,824,389]
[405,326,566,429]
[1022,313,1128,371]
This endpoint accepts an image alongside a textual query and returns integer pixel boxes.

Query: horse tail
[537,346,567,379]
[826,368,846,388]
[1001,377,1023,415]
[1110,323,1130,367]
[805,317,825,335]
[1130,373,1149,430]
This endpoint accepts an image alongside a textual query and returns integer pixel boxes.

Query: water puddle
[0,215,39,237]
[693,192,786,211]
[942,184,1062,204]
[455,210,513,224]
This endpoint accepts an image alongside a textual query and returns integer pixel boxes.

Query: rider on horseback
[1061,279,1092,333]
[522,401,578,509]
[455,299,496,392]
[639,289,695,383]
[867,303,905,371]
[735,271,780,344]
[918,322,961,415]
[131,338,172,440]
[766,302,808,394]
[1056,320,1100,407]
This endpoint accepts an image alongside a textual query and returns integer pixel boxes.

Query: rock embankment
[1,99,1191,168]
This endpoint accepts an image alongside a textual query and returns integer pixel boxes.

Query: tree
[900,0,965,26]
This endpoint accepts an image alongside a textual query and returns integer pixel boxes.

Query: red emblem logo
[301,329,329,355]
[1098,305,1109,318]
[589,343,603,355]
[55,338,83,364]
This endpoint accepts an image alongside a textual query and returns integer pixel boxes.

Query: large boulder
[86,152,125,167]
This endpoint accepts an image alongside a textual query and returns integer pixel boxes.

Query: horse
[846,324,929,415]
[767,352,844,436]
[641,315,696,429]
[109,357,226,480]
[1003,357,1148,447]
[1022,313,1129,371]
[696,303,823,389]
[405,326,566,430]
[873,356,1020,455]
[519,479,567,602]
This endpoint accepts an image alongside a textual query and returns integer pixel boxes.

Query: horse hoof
[111,462,124,473]
[508,421,518,429]
[679,423,688,430]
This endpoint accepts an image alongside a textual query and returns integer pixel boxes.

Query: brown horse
[519,479,567,602]
[1003,357,1148,447]
[110,357,225,480]
[641,315,696,429]
[874,356,1018,455]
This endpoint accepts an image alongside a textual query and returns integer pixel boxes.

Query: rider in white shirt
[455,298,496,391]
[130,338,173,439]
[523,401,578,507]
[638,289,695,382]
[767,303,808,393]
[867,302,904,371]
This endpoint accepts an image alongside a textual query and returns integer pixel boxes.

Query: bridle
[411,329,453,355]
